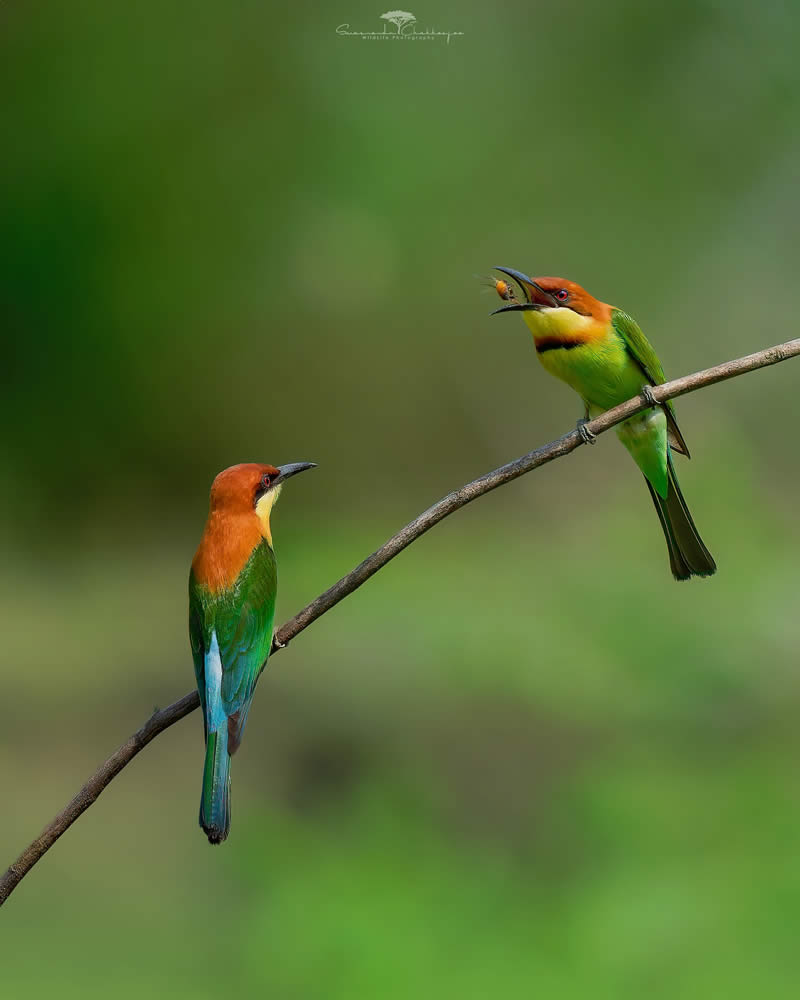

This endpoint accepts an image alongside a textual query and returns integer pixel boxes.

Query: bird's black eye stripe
[254,474,273,505]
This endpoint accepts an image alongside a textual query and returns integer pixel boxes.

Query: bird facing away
[189,461,316,843]
[491,268,715,581]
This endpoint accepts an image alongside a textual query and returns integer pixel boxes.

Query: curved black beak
[273,462,317,486]
[490,301,540,316]
[490,266,559,315]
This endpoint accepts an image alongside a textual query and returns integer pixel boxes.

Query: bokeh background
[3,0,800,995]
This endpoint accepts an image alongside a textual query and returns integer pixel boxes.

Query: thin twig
[2,336,799,906]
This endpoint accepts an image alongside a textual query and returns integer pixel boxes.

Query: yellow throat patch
[255,484,283,545]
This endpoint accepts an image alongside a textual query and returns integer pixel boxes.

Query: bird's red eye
[556,289,568,301]
[260,474,272,490]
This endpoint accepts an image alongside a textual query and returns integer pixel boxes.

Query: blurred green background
[3,0,800,994]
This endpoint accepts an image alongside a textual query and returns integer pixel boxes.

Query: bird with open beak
[189,461,316,842]
[490,267,715,581]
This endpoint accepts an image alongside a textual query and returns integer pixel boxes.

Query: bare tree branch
[2,336,798,906]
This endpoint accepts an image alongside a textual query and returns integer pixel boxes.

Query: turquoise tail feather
[199,727,231,844]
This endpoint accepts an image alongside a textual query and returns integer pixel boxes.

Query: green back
[611,309,666,385]
[611,309,688,455]
[189,540,277,746]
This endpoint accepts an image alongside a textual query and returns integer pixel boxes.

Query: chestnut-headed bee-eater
[491,268,715,581]
[189,461,316,843]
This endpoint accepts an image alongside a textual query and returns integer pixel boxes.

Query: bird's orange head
[490,268,613,322]
[208,462,280,514]
[194,461,316,592]
[208,460,317,526]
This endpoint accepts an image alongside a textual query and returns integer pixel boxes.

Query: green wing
[214,540,277,752]
[189,541,277,752]
[611,309,689,457]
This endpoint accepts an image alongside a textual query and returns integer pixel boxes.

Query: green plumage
[608,312,714,577]
[610,310,689,458]
[189,541,277,842]
[522,300,715,580]
[646,453,716,580]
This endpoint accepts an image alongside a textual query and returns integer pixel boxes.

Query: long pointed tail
[199,727,231,844]
[645,455,716,581]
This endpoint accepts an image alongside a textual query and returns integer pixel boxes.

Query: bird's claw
[641,385,659,407]
[272,634,287,651]
[577,419,597,445]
